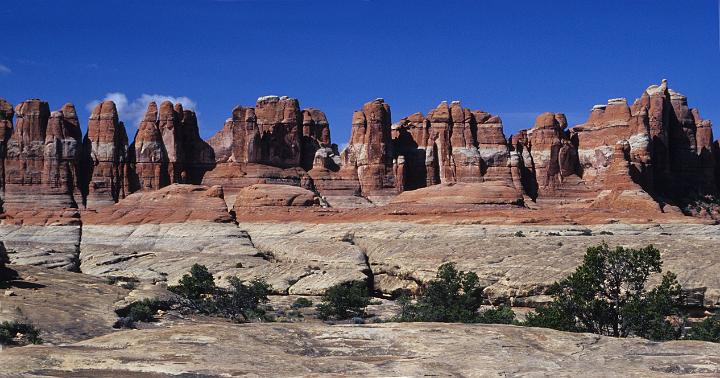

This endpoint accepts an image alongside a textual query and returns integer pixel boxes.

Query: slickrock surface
[0,265,128,343]
[0,225,80,270]
[1,321,718,377]
[239,222,720,307]
[80,184,258,284]
[79,184,365,294]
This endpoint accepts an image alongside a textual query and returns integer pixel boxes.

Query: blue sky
[1,0,718,145]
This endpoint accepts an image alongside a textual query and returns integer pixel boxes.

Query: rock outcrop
[0,99,14,200]
[131,102,167,191]
[84,100,130,208]
[391,102,515,192]
[233,184,316,208]
[203,96,327,206]
[2,100,82,223]
[3,321,720,377]
[341,99,397,201]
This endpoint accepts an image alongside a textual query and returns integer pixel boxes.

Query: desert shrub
[686,316,720,342]
[522,243,684,340]
[523,303,579,332]
[169,264,273,323]
[213,277,272,322]
[475,305,516,324]
[0,321,42,345]
[169,264,216,301]
[114,299,171,328]
[396,262,490,323]
[292,297,313,309]
[316,281,371,320]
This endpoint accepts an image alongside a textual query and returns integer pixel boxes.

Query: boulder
[233,184,316,208]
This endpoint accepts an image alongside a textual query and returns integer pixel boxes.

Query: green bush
[169,264,273,323]
[686,316,720,342]
[523,303,578,332]
[522,243,684,340]
[0,321,42,345]
[169,264,217,301]
[476,305,516,324]
[213,277,272,322]
[114,299,170,328]
[316,281,371,320]
[396,262,490,323]
[292,297,313,308]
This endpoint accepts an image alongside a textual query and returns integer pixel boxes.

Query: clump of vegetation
[513,231,526,237]
[686,315,720,342]
[292,297,313,309]
[169,264,272,323]
[396,262,514,324]
[523,243,684,340]
[213,277,272,322]
[0,321,42,345]
[114,299,171,328]
[169,264,217,302]
[316,281,371,320]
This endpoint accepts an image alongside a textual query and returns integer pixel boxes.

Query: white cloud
[0,64,11,75]
[86,92,197,128]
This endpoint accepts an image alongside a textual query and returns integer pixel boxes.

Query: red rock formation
[158,101,182,184]
[203,97,322,206]
[341,99,397,200]
[0,99,14,198]
[301,108,331,171]
[389,182,523,206]
[176,105,215,184]
[131,102,168,191]
[475,113,513,186]
[84,101,130,208]
[3,100,83,210]
[0,82,716,221]
[83,184,232,225]
[256,96,302,167]
[43,103,83,206]
[523,112,578,195]
[233,184,316,208]
[590,141,663,213]
[390,102,515,194]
